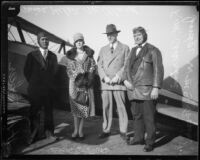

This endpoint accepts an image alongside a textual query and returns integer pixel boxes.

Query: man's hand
[104,76,111,84]
[124,80,133,90]
[150,87,159,99]
[110,75,121,85]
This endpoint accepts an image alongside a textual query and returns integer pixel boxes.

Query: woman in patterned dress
[60,33,96,140]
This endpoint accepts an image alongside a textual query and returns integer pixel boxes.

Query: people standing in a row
[124,26,164,152]
[24,32,58,144]
[97,24,130,141]
[24,26,164,153]
[60,33,96,140]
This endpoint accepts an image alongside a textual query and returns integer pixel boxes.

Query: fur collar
[66,45,94,60]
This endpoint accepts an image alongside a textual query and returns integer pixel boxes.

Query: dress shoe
[45,130,52,138]
[78,135,85,141]
[71,133,79,140]
[127,137,145,145]
[98,132,110,139]
[143,144,154,152]
[45,130,59,140]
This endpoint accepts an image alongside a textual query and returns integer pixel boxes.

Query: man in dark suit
[24,32,58,143]
[124,27,164,152]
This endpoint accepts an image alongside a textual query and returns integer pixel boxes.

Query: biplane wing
[8,16,73,53]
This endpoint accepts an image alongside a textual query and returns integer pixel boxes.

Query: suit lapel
[130,43,148,76]
[106,42,123,68]
[135,43,147,60]
[128,47,137,83]
[33,50,47,69]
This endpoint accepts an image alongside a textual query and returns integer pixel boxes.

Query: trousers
[130,100,157,145]
[101,90,128,133]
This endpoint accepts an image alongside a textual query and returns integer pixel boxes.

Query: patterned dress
[60,49,96,118]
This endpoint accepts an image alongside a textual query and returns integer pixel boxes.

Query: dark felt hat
[103,24,121,34]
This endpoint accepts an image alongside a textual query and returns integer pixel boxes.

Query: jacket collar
[66,45,94,60]
[32,49,47,69]
[109,40,118,50]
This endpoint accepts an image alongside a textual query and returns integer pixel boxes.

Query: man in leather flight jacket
[124,26,164,152]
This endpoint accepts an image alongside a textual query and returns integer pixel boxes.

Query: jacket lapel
[106,42,123,68]
[130,43,148,77]
[135,43,147,60]
[33,50,47,69]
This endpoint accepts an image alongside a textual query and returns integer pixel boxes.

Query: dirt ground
[11,108,198,159]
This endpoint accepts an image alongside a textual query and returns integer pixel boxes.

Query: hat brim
[74,38,84,44]
[103,30,121,34]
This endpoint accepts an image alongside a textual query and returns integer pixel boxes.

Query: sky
[14,5,199,78]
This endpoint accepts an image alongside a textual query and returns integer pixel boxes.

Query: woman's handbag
[74,73,89,105]
[75,72,94,88]
[75,73,88,88]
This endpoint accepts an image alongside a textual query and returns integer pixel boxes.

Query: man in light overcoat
[97,24,130,141]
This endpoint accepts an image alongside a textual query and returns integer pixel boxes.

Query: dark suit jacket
[24,49,58,100]
[125,43,164,100]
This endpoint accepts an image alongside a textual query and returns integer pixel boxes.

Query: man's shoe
[45,130,52,138]
[143,144,154,152]
[127,137,145,145]
[45,130,59,141]
[98,132,110,139]
[78,135,85,141]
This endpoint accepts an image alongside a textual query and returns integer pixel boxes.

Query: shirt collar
[110,41,118,49]
[39,47,48,54]
[137,42,147,48]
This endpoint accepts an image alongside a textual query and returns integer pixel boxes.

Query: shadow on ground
[11,109,197,155]
[154,113,197,149]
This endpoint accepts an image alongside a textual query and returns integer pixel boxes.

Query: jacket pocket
[143,57,152,64]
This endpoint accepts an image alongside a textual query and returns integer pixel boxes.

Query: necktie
[110,45,114,54]
[43,50,48,60]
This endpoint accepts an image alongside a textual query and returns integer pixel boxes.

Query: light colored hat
[73,33,84,43]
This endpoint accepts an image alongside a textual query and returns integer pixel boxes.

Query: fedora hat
[103,24,121,34]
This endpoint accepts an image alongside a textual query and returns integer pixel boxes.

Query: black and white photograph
[1,1,199,159]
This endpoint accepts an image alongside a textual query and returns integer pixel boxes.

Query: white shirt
[110,41,118,50]
[110,41,120,79]
[110,41,118,51]
[39,48,48,59]
[136,42,146,56]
